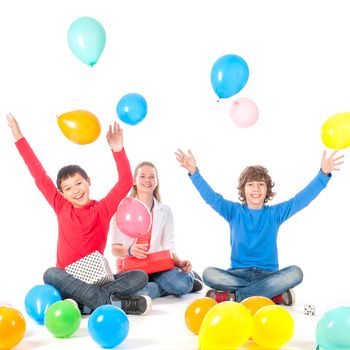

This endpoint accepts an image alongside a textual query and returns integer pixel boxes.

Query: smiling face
[237,165,275,208]
[244,180,267,209]
[134,165,158,196]
[60,173,91,208]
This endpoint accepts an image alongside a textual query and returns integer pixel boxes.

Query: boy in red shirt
[7,113,151,315]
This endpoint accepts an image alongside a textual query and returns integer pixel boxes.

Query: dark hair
[130,161,161,201]
[56,165,89,191]
[237,165,275,204]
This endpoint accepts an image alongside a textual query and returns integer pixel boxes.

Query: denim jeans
[203,265,303,302]
[43,267,148,311]
[134,267,194,299]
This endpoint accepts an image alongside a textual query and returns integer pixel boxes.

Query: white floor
[8,290,349,350]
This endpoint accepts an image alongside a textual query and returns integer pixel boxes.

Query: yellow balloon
[57,110,101,145]
[251,305,294,349]
[185,297,217,335]
[321,112,350,150]
[198,301,253,350]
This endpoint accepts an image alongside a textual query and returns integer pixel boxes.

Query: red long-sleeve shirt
[16,138,133,268]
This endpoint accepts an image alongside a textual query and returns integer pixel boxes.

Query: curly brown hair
[237,165,275,204]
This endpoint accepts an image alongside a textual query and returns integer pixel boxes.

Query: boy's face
[244,180,267,209]
[60,173,91,208]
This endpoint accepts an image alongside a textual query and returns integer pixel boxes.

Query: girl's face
[134,165,158,195]
[244,180,267,209]
[61,173,91,208]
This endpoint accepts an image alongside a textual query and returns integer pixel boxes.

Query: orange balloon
[185,297,217,335]
[241,295,275,316]
[57,110,101,145]
[0,306,26,350]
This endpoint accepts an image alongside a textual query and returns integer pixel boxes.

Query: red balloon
[116,198,152,238]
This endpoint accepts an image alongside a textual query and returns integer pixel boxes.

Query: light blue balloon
[67,17,106,67]
[116,93,148,125]
[24,284,62,325]
[316,307,350,349]
[210,54,249,99]
[88,305,129,348]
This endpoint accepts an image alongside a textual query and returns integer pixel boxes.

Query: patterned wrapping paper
[65,251,115,286]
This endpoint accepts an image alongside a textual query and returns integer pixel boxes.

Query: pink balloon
[229,97,259,128]
[116,197,152,238]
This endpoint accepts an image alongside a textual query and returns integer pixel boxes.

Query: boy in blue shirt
[175,149,344,305]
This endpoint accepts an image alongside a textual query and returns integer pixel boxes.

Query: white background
[1,0,350,307]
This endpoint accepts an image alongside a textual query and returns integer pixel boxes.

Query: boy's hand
[106,122,123,152]
[175,149,197,175]
[7,113,24,141]
[321,150,344,175]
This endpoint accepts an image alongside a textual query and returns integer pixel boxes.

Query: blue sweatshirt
[190,169,330,271]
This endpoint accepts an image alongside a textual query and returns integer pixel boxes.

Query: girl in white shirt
[111,161,203,298]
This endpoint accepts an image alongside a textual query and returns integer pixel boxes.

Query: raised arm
[7,113,24,141]
[106,121,123,152]
[321,150,344,175]
[175,149,197,175]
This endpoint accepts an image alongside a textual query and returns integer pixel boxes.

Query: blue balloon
[88,305,129,348]
[210,54,249,99]
[67,17,106,67]
[316,307,350,349]
[116,93,148,126]
[24,284,61,325]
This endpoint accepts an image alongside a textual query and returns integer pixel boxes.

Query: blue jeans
[134,267,194,299]
[43,267,148,311]
[203,265,303,302]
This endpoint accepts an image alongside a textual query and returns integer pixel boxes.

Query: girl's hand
[129,243,149,259]
[177,259,192,273]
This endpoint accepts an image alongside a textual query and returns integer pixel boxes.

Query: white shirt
[111,198,176,253]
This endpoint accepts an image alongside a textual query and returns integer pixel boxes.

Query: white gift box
[65,251,115,286]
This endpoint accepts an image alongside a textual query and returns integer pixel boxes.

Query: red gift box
[116,250,175,275]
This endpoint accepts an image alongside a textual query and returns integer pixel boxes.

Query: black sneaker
[281,289,296,306]
[110,295,152,315]
[191,271,204,292]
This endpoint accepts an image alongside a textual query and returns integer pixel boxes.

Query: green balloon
[45,300,81,338]
[67,16,106,67]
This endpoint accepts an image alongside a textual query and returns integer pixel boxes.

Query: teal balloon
[116,93,148,125]
[45,300,81,338]
[211,54,249,99]
[316,307,350,349]
[67,17,106,67]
